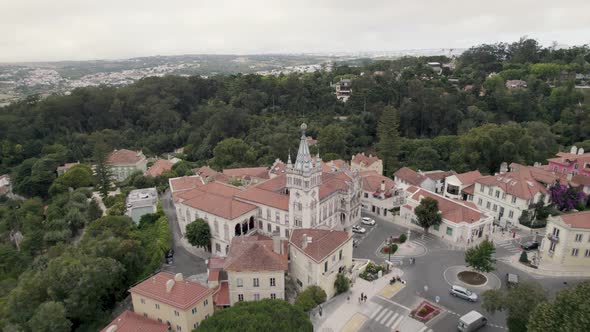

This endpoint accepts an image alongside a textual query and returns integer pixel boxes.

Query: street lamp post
[388,241,393,271]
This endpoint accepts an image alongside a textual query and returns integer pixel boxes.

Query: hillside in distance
[0,49,462,105]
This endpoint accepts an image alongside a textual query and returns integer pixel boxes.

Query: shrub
[519,251,529,263]
[295,286,326,312]
[334,273,350,294]
[399,233,407,243]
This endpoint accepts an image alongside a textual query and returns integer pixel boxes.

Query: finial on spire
[300,123,307,137]
[287,148,292,165]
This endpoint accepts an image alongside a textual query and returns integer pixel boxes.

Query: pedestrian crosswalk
[369,305,405,330]
[496,240,522,254]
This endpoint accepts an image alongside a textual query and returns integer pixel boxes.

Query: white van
[458,310,487,332]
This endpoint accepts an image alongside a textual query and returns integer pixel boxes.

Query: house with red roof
[56,161,80,176]
[443,170,483,201]
[400,189,493,245]
[100,310,168,332]
[144,159,173,177]
[289,228,353,298]
[473,167,550,228]
[129,271,213,332]
[540,211,590,269]
[351,152,383,175]
[107,149,148,182]
[547,145,590,178]
[359,171,404,217]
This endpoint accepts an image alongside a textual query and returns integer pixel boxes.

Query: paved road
[353,212,586,332]
[160,190,207,277]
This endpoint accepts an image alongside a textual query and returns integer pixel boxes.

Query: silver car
[450,285,478,302]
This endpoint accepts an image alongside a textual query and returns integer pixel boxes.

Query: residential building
[547,146,590,177]
[360,171,404,217]
[145,159,174,177]
[540,211,590,268]
[56,162,79,176]
[207,257,230,308]
[506,80,527,89]
[571,174,590,195]
[334,78,352,102]
[289,228,353,298]
[400,188,493,245]
[472,168,549,228]
[427,62,443,75]
[443,170,483,201]
[222,234,288,305]
[0,175,11,196]
[222,166,270,186]
[192,166,224,183]
[107,149,148,182]
[393,167,438,192]
[130,272,213,332]
[173,123,362,256]
[421,170,457,194]
[126,188,158,224]
[100,310,168,332]
[351,152,383,175]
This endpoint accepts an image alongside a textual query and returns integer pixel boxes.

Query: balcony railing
[547,234,559,242]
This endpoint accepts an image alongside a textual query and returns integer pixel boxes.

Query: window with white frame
[253,278,259,287]
[270,277,276,287]
[585,249,590,257]
[238,294,244,302]
[237,278,243,287]
[480,185,485,193]
[488,188,493,195]
[486,202,491,209]
[495,190,500,198]
[174,310,179,317]
[572,248,579,256]
[192,308,197,314]
[270,293,276,299]
[509,210,514,218]
[575,234,583,242]
[511,196,517,203]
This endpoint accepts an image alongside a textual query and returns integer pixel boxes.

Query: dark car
[166,249,175,259]
[520,241,540,250]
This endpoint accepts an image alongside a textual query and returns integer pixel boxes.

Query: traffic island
[457,271,487,286]
[410,300,440,322]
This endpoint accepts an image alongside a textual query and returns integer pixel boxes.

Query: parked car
[361,217,376,226]
[458,310,487,332]
[450,285,478,302]
[520,241,540,250]
[166,249,174,259]
[165,256,174,265]
[352,225,366,234]
[506,273,519,287]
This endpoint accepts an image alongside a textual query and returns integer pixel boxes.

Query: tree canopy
[414,197,442,233]
[528,281,590,332]
[185,218,211,249]
[464,239,496,274]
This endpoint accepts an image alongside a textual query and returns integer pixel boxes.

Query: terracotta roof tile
[422,170,457,181]
[352,153,381,167]
[235,187,289,211]
[181,193,257,220]
[320,172,351,199]
[406,186,419,193]
[475,169,548,200]
[410,189,485,224]
[169,176,204,193]
[394,167,426,186]
[361,173,395,192]
[224,236,288,272]
[129,271,212,310]
[208,257,226,271]
[571,174,590,187]
[223,167,270,180]
[509,163,565,185]
[107,149,144,165]
[462,184,475,195]
[559,211,590,229]
[454,170,483,185]
[144,159,173,177]
[290,229,350,263]
[100,310,168,332]
[57,162,79,171]
[193,166,218,178]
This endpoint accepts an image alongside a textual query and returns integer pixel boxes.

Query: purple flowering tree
[549,181,587,211]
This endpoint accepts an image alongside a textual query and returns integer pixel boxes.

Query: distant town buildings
[107,149,148,182]
[126,188,158,224]
[540,211,590,269]
[427,62,443,75]
[505,79,527,89]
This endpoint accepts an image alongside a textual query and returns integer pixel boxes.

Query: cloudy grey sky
[1,0,589,62]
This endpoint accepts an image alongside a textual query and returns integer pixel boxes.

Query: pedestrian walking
[364,294,367,302]
[347,295,350,303]
[360,292,364,302]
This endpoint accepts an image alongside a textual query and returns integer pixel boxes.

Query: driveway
[160,190,207,277]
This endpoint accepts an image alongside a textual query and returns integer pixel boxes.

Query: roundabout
[443,265,502,290]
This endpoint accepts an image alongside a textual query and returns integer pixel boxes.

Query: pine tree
[93,143,112,198]
[376,106,401,176]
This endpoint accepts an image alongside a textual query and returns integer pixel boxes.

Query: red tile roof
[213,281,230,306]
[571,174,590,187]
[454,170,483,185]
[169,176,204,193]
[406,186,419,193]
[223,167,270,180]
[100,310,168,332]
[361,173,395,192]
[475,169,548,200]
[509,163,565,185]
[462,184,475,195]
[208,257,226,271]
[352,153,381,167]
[144,159,173,177]
[410,189,486,224]
[107,149,144,165]
[270,160,286,175]
[394,167,426,186]
[235,187,289,211]
[57,162,79,171]
[193,166,218,178]
[179,184,257,220]
[559,211,590,229]
[422,170,457,181]
[224,235,288,272]
[290,229,350,263]
[129,272,212,310]
[320,172,352,199]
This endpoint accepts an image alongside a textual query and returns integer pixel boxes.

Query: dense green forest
[1,38,590,331]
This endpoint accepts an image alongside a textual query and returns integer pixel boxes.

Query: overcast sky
[1,0,589,62]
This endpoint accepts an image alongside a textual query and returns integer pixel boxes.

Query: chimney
[579,148,585,155]
[302,234,308,249]
[570,146,578,154]
[499,162,508,174]
[174,273,183,282]
[272,233,282,255]
[166,279,175,293]
[380,180,385,192]
[369,154,373,158]
[106,326,118,332]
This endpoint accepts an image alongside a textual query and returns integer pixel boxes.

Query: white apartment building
[539,211,590,268]
[107,149,148,182]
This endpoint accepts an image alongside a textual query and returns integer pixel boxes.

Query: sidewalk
[503,253,590,277]
[314,268,429,332]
